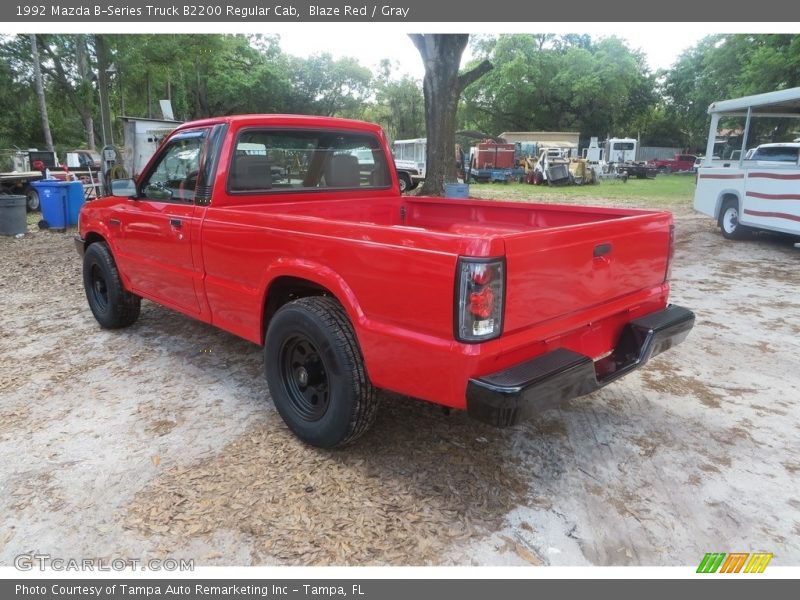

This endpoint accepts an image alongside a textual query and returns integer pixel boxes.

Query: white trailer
[120,116,182,179]
[694,87,800,239]
[392,138,427,179]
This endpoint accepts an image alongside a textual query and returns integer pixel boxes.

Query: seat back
[324,154,360,188]
[230,154,272,191]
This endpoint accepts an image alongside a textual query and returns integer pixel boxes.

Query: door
[111,129,208,314]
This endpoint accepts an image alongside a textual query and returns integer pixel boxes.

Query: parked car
[651,154,698,173]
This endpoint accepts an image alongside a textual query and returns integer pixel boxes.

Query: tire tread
[83,242,141,329]
[268,296,378,447]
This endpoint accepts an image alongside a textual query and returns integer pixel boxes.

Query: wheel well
[83,232,107,249]
[717,193,739,221]
[263,276,331,338]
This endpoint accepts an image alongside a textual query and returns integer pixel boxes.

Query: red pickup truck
[75,115,694,448]
[650,154,698,173]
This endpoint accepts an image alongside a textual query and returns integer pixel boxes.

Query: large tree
[461,34,655,142]
[409,34,492,195]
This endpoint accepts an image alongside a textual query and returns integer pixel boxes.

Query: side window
[751,146,800,162]
[141,132,207,202]
[228,129,391,193]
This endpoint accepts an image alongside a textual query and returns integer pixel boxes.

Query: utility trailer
[0,149,59,211]
[694,86,800,240]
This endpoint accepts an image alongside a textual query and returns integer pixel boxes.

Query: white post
[740,107,752,168]
[704,113,719,165]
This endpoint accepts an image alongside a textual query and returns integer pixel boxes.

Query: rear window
[750,146,800,163]
[612,142,635,151]
[228,129,391,193]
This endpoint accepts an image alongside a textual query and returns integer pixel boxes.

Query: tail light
[665,224,675,282]
[455,257,505,342]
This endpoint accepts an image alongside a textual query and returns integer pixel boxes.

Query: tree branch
[457,60,493,93]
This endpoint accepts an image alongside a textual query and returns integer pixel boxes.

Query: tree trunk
[94,35,114,147]
[30,34,54,152]
[39,35,97,150]
[409,34,492,196]
[75,35,96,150]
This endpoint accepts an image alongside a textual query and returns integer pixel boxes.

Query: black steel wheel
[82,242,141,328]
[265,296,378,448]
[279,334,331,422]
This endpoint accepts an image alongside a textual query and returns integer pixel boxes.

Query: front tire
[82,242,141,328]
[719,199,749,240]
[264,296,378,448]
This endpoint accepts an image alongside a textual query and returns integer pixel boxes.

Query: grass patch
[467,173,697,210]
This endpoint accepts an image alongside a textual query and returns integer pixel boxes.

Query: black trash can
[0,195,27,236]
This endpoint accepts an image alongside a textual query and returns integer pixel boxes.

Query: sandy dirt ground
[0,200,798,567]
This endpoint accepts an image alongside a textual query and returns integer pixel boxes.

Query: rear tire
[398,172,411,193]
[264,296,378,448]
[25,187,40,212]
[82,242,141,328]
[719,198,750,240]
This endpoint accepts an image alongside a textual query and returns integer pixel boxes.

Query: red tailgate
[502,211,672,336]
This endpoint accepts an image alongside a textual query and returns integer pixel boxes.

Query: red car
[75,115,694,448]
[650,154,698,173]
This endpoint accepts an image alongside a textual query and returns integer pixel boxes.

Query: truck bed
[239,194,653,230]
[213,194,671,344]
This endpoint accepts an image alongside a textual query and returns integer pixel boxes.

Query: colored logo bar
[697,552,773,573]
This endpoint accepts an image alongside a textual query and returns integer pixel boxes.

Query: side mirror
[143,182,173,201]
[110,178,137,198]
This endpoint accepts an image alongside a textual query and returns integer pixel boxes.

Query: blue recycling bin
[31,180,84,229]
[444,183,470,199]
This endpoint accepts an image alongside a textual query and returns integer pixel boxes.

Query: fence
[638,146,682,161]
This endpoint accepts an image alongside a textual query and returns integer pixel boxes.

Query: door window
[141,131,207,203]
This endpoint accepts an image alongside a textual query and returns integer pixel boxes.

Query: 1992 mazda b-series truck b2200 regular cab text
[75,115,694,448]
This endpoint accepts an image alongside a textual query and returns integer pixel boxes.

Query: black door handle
[170,218,182,228]
[109,218,120,227]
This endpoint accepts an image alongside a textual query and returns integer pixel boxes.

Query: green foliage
[664,34,800,147]
[365,60,424,140]
[461,34,655,140]
[1,33,799,158]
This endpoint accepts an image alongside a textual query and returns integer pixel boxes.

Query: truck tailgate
[503,212,672,336]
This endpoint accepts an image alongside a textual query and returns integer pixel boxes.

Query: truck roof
[172,114,385,134]
[755,142,800,148]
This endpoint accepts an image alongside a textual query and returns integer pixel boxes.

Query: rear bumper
[466,305,695,426]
